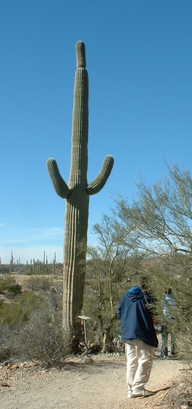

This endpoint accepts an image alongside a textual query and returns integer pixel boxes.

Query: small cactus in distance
[46,41,114,348]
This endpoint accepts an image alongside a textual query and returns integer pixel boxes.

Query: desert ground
[0,273,191,408]
[1,350,191,409]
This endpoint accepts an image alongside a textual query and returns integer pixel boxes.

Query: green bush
[0,266,10,274]
[0,292,44,326]
[0,276,18,294]
[0,303,24,326]
[8,283,22,295]
[25,276,51,292]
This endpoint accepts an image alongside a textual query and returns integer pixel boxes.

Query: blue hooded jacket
[117,286,158,347]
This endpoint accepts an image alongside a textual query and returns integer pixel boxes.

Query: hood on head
[127,286,142,295]
[127,286,143,302]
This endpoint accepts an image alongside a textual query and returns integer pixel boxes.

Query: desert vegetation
[83,164,192,361]
[1,164,192,376]
[0,271,69,368]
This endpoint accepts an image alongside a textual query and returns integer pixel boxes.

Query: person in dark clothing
[117,285,158,398]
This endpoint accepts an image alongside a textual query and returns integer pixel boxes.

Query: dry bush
[0,325,14,361]
[25,276,52,292]
[0,274,67,367]
[17,309,70,368]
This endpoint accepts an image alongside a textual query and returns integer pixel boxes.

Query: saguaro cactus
[46,41,114,344]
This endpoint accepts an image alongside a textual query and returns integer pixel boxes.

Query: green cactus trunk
[63,42,89,339]
[47,41,114,348]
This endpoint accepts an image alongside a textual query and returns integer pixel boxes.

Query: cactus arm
[87,155,114,195]
[46,158,70,199]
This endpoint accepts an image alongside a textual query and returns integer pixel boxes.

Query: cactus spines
[46,159,70,198]
[76,41,86,68]
[46,41,114,344]
[87,155,114,195]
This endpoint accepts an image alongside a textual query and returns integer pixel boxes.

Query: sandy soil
[1,352,191,409]
[1,275,191,408]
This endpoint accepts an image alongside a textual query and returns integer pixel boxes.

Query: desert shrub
[0,303,24,326]
[0,292,44,326]
[0,276,18,294]
[0,290,67,365]
[19,291,45,320]
[25,276,51,292]
[0,265,10,274]
[134,258,192,360]
[18,310,70,367]
[0,325,13,361]
[8,283,22,295]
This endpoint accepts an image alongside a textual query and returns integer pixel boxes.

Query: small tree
[115,164,192,256]
[114,164,192,358]
[84,215,144,351]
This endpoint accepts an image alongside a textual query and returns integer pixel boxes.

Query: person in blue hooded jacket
[117,285,158,398]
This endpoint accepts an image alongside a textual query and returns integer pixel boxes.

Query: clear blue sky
[1,0,192,264]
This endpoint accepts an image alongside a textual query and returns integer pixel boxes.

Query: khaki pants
[125,339,154,393]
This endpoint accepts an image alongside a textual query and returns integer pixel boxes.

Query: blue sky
[1,0,192,264]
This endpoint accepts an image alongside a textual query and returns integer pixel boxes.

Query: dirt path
[0,354,189,409]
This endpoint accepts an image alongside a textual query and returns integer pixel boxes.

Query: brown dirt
[0,274,191,408]
[1,353,191,409]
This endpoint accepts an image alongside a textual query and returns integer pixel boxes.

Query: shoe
[170,353,178,359]
[127,390,132,398]
[131,389,155,398]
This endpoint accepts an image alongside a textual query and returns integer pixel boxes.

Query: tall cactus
[46,41,114,345]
